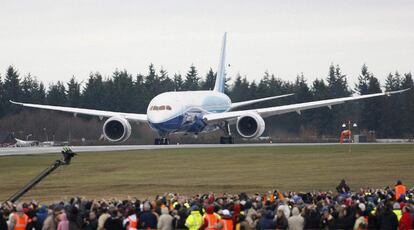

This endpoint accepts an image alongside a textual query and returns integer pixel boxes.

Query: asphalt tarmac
[1,142,411,156]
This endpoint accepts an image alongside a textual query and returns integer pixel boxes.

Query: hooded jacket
[157,207,173,230]
[288,207,304,230]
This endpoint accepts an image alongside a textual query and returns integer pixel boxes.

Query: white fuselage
[146,91,231,135]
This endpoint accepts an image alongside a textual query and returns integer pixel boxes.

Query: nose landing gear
[154,137,170,145]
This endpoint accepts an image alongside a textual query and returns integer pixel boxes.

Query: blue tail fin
[213,32,227,93]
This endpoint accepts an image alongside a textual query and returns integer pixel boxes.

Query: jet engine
[236,112,265,139]
[103,117,132,142]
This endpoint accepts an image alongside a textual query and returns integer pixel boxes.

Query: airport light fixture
[342,120,358,153]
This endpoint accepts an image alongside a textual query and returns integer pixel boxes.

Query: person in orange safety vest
[8,203,28,230]
[395,180,407,201]
[200,205,220,230]
[219,210,233,230]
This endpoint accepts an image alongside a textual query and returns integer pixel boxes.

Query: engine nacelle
[236,112,265,139]
[103,117,132,142]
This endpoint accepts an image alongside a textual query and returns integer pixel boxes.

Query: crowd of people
[0,180,413,230]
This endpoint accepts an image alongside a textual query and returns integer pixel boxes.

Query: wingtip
[9,100,21,105]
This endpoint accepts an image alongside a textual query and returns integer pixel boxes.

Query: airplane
[10,33,409,145]
[14,138,39,147]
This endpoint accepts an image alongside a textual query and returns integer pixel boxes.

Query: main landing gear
[220,122,234,144]
[154,137,170,145]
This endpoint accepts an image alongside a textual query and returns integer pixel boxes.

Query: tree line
[0,63,413,141]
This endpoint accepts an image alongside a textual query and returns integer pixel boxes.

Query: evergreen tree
[230,74,251,103]
[0,74,4,117]
[112,69,134,112]
[82,73,105,109]
[327,64,351,98]
[144,64,161,100]
[380,72,403,137]
[35,82,47,104]
[201,68,216,90]
[159,68,174,92]
[355,65,382,132]
[20,73,45,104]
[67,76,81,107]
[401,73,414,137]
[47,81,67,105]
[173,73,184,91]
[183,65,200,90]
[356,64,370,94]
[310,78,331,135]
[3,66,22,114]
[133,74,147,113]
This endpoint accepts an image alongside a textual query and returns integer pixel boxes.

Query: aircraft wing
[230,93,294,110]
[203,89,410,123]
[10,100,148,122]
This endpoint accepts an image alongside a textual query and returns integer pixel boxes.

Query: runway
[0,142,411,156]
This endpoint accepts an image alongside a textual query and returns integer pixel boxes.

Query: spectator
[399,206,412,230]
[97,206,110,230]
[288,207,304,230]
[0,210,8,230]
[378,203,399,230]
[158,207,173,230]
[85,211,98,230]
[395,180,407,202]
[219,209,233,230]
[275,206,288,230]
[124,206,138,230]
[103,209,123,230]
[320,208,335,229]
[304,205,320,229]
[0,181,413,230]
[8,203,28,230]
[57,212,69,230]
[41,207,60,230]
[185,205,203,230]
[353,209,367,230]
[336,179,351,194]
[256,210,275,230]
[200,205,220,230]
[139,202,158,229]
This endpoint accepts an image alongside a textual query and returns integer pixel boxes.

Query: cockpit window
[166,105,172,110]
[159,105,166,110]
[153,106,158,111]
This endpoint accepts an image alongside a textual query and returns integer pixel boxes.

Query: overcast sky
[1,0,413,87]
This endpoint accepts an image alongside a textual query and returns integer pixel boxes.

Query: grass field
[0,144,413,202]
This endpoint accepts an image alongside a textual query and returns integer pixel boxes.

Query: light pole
[342,121,357,153]
[43,128,48,142]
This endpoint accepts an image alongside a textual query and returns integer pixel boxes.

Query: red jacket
[399,212,412,230]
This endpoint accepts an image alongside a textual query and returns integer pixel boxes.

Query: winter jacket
[41,212,57,230]
[288,208,304,230]
[157,211,173,230]
[185,211,203,230]
[378,209,398,230]
[398,212,412,230]
[304,210,320,229]
[256,211,275,230]
[103,217,123,230]
[139,211,158,229]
